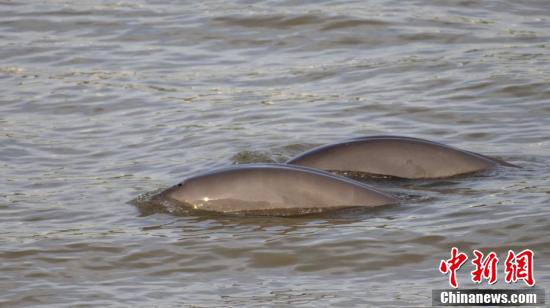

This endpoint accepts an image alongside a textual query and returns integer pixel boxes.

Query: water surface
[1,0,549,306]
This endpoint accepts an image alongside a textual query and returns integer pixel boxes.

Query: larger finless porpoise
[287,136,514,179]
[151,164,398,216]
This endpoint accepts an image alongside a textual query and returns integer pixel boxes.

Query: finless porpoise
[287,136,514,179]
[151,164,398,216]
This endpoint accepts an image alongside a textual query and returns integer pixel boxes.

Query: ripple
[1,0,550,306]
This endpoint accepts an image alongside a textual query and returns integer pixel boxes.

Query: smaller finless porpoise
[151,164,398,216]
[287,136,514,179]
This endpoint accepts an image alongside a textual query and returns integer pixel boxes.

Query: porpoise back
[287,136,511,179]
[152,163,398,216]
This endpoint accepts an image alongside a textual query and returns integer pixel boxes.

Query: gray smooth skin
[152,164,398,215]
[287,136,514,179]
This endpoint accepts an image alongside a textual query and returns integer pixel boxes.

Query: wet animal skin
[152,163,399,216]
[287,136,513,179]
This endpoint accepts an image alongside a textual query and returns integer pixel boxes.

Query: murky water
[1,0,549,306]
